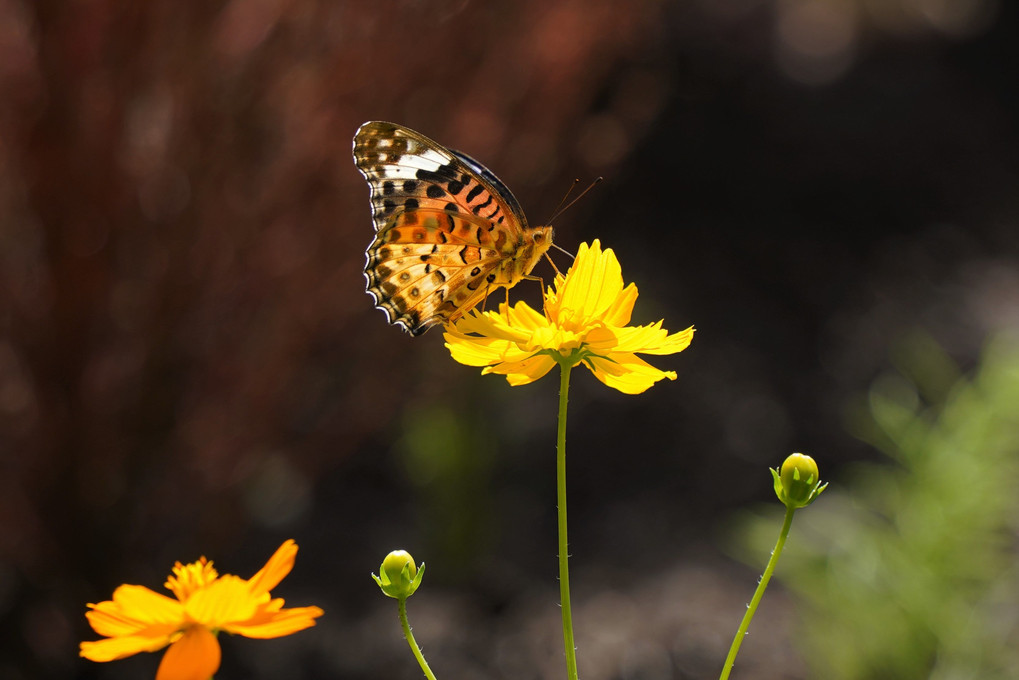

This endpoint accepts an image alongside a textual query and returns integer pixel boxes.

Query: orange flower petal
[85,585,184,637]
[156,626,221,680]
[84,609,180,645]
[185,575,261,628]
[80,632,173,662]
[246,540,297,595]
[224,605,325,639]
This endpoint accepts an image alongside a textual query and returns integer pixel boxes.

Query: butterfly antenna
[551,242,574,260]
[547,179,580,225]
[548,177,603,224]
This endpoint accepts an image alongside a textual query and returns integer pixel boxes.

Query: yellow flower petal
[246,540,297,595]
[632,325,695,355]
[155,626,221,680]
[456,306,536,344]
[446,334,530,366]
[224,605,325,639]
[601,283,638,327]
[80,632,173,662]
[586,323,694,355]
[586,353,677,395]
[441,240,693,394]
[552,240,624,329]
[527,326,584,353]
[503,301,549,331]
[482,353,557,385]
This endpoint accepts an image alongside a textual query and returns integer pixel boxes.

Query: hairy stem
[719,504,796,680]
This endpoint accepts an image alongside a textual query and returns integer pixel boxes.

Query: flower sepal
[372,550,425,600]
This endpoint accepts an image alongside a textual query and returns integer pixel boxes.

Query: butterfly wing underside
[353,121,548,335]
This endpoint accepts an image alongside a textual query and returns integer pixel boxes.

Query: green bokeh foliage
[732,332,1019,679]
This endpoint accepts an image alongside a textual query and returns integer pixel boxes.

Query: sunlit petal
[527,326,584,353]
[555,241,624,329]
[441,240,692,393]
[587,353,677,395]
[482,353,557,385]
[586,323,694,355]
[632,325,695,355]
[503,301,549,331]
[601,283,638,327]
[456,307,534,344]
[155,626,221,680]
[446,334,534,366]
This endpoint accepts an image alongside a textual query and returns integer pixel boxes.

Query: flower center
[165,557,220,601]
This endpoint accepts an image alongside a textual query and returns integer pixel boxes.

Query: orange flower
[80,540,323,680]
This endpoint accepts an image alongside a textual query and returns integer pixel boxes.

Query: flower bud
[372,550,425,599]
[771,453,827,509]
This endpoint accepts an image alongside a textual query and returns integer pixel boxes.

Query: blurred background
[2,0,1019,678]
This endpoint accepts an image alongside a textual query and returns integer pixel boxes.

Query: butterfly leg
[543,252,564,277]
[480,280,493,313]
[521,274,550,315]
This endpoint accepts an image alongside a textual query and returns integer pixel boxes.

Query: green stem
[719,504,796,680]
[557,361,579,680]
[399,597,438,680]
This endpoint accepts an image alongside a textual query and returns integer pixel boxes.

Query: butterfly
[353,121,554,335]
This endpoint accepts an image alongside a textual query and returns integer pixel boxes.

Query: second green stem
[719,504,795,680]
[399,598,437,680]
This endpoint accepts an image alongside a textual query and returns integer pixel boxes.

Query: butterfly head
[532,226,554,251]
[523,225,554,271]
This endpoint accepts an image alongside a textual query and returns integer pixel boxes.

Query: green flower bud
[771,453,827,509]
[372,550,425,599]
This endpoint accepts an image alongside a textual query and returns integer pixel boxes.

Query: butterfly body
[354,121,553,335]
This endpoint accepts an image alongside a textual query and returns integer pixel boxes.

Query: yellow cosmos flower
[80,540,323,680]
[444,240,694,394]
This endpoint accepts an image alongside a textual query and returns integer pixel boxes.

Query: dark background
[1,0,1017,678]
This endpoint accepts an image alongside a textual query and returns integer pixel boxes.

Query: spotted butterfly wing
[353,121,554,335]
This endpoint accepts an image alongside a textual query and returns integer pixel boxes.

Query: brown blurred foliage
[0,0,673,677]
[1,0,667,558]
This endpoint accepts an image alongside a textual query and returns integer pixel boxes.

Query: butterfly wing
[353,121,533,335]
